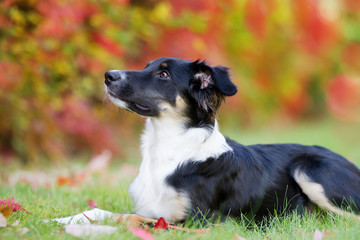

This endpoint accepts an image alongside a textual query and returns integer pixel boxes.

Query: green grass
[1,119,360,239]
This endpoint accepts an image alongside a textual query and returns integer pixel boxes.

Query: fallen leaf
[0,197,28,214]
[65,224,117,237]
[47,208,114,224]
[116,214,158,228]
[57,176,71,186]
[0,206,12,217]
[19,227,29,235]
[154,217,168,230]
[88,199,98,209]
[129,227,155,240]
[57,173,87,186]
[81,211,95,223]
[312,229,324,240]
[233,233,247,240]
[0,213,6,228]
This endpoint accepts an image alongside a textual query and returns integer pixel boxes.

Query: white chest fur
[128,118,232,222]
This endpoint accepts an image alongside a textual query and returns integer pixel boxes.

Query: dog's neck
[140,117,232,166]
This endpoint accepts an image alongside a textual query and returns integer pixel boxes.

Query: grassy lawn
[1,119,360,239]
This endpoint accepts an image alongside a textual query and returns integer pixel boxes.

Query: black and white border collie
[105,57,360,222]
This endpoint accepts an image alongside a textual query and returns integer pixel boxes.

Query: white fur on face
[107,70,127,81]
[129,117,232,222]
[105,84,128,109]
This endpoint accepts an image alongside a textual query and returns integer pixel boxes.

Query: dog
[104,57,360,223]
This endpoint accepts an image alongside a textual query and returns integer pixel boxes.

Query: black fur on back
[167,139,360,221]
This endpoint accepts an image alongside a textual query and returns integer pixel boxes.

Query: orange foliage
[327,76,360,121]
[292,0,338,54]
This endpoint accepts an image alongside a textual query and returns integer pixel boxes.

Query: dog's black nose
[105,71,121,82]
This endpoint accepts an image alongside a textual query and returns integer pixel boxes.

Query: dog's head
[105,57,237,127]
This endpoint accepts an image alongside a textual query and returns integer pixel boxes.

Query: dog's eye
[160,71,169,79]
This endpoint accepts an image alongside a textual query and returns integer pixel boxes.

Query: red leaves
[153,217,168,230]
[57,176,72,186]
[0,197,28,214]
[327,75,360,122]
[153,217,210,233]
[244,0,271,40]
[56,173,86,186]
[0,61,21,91]
[54,95,118,155]
[292,0,337,54]
[92,32,124,57]
[341,43,360,70]
[36,0,98,38]
[87,199,98,209]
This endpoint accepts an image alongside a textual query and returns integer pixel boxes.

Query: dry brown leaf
[115,214,159,228]
[0,206,12,217]
[0,213,7,228]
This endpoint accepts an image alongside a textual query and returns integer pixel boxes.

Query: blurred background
[1,0,360,163]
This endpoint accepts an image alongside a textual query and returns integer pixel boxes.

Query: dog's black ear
[189,60,237,113]
[211,66,238,96]
[190,60,237,96]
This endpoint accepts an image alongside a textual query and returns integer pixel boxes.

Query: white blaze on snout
[107,70,127,81]
[104,70,128,109]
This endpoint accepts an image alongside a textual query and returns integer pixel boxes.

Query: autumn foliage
[0,0,359,161]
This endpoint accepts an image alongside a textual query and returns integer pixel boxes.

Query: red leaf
[154,217,168,230]
[0,197,28,214]
[87,199,98,209]
[153,216,210,233]
[57,176,71,186]
[129,227,155,240]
